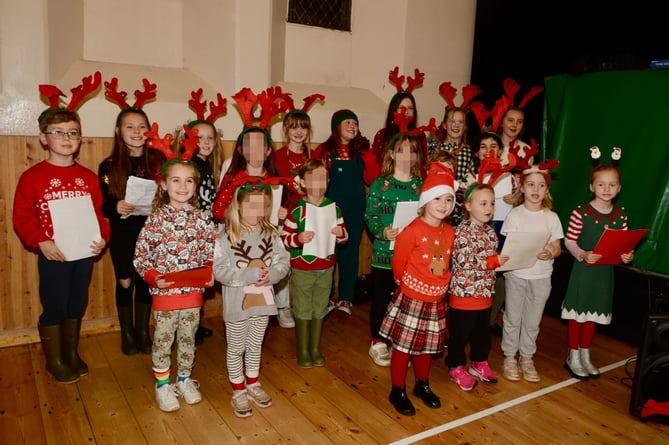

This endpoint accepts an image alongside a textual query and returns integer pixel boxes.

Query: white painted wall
[0,0,476,143]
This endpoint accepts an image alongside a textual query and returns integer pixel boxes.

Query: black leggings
[109,218,151,307]
[370,267,396,340]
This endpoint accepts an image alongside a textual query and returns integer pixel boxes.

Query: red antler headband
[104,77,157,111]
[388,106,439,147]
[389,66,425,93]
[514,139,559,185]
[188,88,227,125]
[439,81,483,110]
[38,71,102,123]
[489,78,543,132]
[145,123,199,175]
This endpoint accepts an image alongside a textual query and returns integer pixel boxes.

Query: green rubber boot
[309,317,325,366]
[38,324,80,384]
[61,318,88,376]
[295,319,313,368]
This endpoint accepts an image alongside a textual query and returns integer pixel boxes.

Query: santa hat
[419,163,458,208]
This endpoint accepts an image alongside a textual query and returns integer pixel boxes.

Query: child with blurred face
[281,160,348,368]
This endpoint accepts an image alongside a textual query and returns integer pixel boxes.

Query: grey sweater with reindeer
[213,227,290,322]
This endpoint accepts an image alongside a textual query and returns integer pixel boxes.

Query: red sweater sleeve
[361,147,380,186]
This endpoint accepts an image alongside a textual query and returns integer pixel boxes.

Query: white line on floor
[389,357,634,445]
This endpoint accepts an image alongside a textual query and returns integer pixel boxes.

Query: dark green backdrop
[543,71,669,275]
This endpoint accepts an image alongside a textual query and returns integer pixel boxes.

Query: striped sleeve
[565,208,583,241]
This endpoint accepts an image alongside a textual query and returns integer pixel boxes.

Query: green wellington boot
[309,317,325,366]
[295,319,313,368]
[38,324,80,384]
[61,318,88,376]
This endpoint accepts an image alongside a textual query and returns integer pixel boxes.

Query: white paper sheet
[389,201,420,250]
[48,195,102,261]
[490,173,514,221]
[496,231,551,272]
[270,185,283,227]
[303,202,337,258]
[123,176,158,218]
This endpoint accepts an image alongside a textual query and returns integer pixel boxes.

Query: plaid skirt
[379,290,447,355]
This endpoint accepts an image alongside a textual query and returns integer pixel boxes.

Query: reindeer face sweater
[391,217,455,303]
[213,227,291,322]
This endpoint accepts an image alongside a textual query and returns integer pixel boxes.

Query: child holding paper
[500,164,563,382]
[281,159,348,368]
[133,148,217,412]
[562,161,633,380]
[14,92,109,384]
[365,131,423,367]
[213,177,291,418]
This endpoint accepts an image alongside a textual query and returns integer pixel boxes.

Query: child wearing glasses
[13,107,110,384]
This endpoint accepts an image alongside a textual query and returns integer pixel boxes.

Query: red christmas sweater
[391,217,455,302]
[13,160,110,251]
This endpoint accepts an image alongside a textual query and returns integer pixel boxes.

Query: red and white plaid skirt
[379,290,447,355]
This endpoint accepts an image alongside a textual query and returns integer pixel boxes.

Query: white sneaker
[277,307,295,328]
[155,383,180,412]
[246,382,273,408]
[176,378,202,404]
[368,342,391,367]
[231,389,253,418]
[336,300,352,315]
[327,300,336,314]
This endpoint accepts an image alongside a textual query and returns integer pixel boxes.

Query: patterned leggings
[225,316,269,385]
[151,307,200,377]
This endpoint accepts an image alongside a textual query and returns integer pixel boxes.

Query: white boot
[564,348,589,380]
[579,348,600,378]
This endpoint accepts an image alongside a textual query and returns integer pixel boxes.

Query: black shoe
[388,386,416,416]
[412,379,441,408]
[490,323,503,338]
[196,326,213,338]
[194,332,205,346]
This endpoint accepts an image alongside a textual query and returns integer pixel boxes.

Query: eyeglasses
[44,130,82,140]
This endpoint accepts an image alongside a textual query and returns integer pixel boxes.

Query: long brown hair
[105,109,165,199]
[152,160,201,211]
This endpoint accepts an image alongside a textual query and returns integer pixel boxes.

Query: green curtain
[543,71,669,275]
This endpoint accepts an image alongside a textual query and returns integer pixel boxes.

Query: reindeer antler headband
[104,77,157,123]
[282,92,325,123]
[145,123,200,175]
[389,66,425,93]
[187,88,227,129]
[387,106,439,148]
[38,71,102,123]
[490,78,543,132]
[513,139,559,185]
[232,86,291,146]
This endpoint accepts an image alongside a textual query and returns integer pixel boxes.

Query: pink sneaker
[468,360,498,383]
[449,365,477,391]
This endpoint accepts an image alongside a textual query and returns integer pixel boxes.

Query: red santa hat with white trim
[418,162,458,208]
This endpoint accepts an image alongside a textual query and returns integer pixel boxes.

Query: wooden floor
[2,301,668,445]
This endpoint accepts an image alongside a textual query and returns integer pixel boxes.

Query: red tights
[567,320,597,349]
[390,349,432,387]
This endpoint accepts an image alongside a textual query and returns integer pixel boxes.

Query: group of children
[13,73,635,420]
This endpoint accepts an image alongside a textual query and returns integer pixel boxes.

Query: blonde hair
[380,133,423,178]
[512,171,554,209]
[175,122,225,186]
[224,187,278,246]
[462,183,494,220]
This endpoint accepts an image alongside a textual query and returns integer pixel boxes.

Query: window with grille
[287,0,352,32]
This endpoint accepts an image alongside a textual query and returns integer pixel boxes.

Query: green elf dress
[561,203,627,325]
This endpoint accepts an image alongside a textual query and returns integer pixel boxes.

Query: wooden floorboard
[1,301,668,444]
